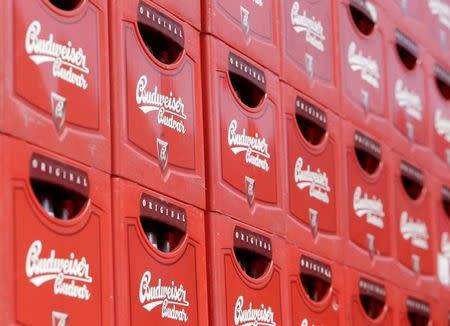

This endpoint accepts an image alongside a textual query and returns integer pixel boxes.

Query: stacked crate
[0,0,448,324]
[0,0,113,324]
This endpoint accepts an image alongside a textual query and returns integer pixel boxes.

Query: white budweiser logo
[25,240,92,301]
[395,80,423,121]
[228,120,270,172]
[291,2,325,52]
[25,21,89,90]
[136,75,187,134]
[139,271,189,323]
[400,211,429,250]
[294,157,330,204]
[441,232,450,257]
[348,42,380,89]
[353,186,385,228]
[435,110,450,142]
[428,0,450,29]
[234,296,276,326]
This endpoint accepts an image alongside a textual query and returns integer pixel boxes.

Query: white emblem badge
[309,208,318,237]
[240,6,250,36]
[305,53,314,79]
[367,233,375,257]
[361,90,369,111]
[52,311,68,326]
[406,122,415,141]
[51,92,66,131]
[412,254,421,274]
[245,176,256,206]
[156,138,169,172]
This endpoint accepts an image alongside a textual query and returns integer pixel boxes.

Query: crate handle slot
[349,0,376,36]
[299,255,332,302]
[295,96,327,146]
[396,31,418,71]
[140,217,185,253]
[228,52,266,108]
[233,226,272,279]
[48,0,82,11]
[353,131,381,175]
[234,247,271,279]
[359,278,386,320]
[139,193,187,253]
[31,180,88,220]
[435,65,450,100]
[137,1,184,65]
[400,162,424,200]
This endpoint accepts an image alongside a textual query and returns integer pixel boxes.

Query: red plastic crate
[386,24,428,147]
[279,0,339,113]
[338,0,388,135]
[282,83,343,260]
[110,0,205,209]
[342,120,394,278]
[286,242,345,325]
[202,0,280,72]
[202,35,284,235]
[391,150,437,297]
[344,267,397,325]
[0,136,7,324]
[427,58,450,168]
[0,1,5,109]
[0,135,113,325]
[432,165,450,291]
[206,212,286,326]
[112,178,208,325]
[424,0,450,60]
[1,0,110,172]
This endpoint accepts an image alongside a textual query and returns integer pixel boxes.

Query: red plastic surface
[202,35,284,235]
[279,0,339,113]
[112,178,208,325]
[390,0,423,20]
[202,0,280,72]
[147,0,200,29]
[286,243,345,325]
[427,57,450,168]
[338,0,387,136]
[391,149,437,296]
[386,24,428,147]
[435,303,450,326]
[1,0,110,172]
[206,212,286,325]
[0,135,113,325]
[342,120,394,278]
[282,83,343,260]
[344,267,396,325]
[377,0,424,30]
[110,0,205,209]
